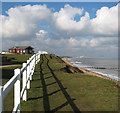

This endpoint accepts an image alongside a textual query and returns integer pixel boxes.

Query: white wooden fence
[0,51,48,113]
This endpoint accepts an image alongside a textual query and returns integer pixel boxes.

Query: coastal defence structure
[0,51,48,112]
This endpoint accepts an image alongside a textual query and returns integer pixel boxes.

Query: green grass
[2,54,33,65]
[1,66,22,84]
[2,54,32,84]
[3,54,119,112]
[2,54,32,111]
[21,54,119,112]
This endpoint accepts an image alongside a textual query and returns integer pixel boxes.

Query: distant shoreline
[62,58,120,86]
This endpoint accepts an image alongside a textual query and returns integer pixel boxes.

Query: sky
[0,2,119,58]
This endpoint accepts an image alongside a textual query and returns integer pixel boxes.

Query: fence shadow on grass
[2,69,14,79]
[44,54,81,113]
[27,54,81,113]
[32,81,57,89]
[40,54,50,112]
[2,68,15,84]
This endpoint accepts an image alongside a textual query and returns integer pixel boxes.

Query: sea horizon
[67,57,119,81]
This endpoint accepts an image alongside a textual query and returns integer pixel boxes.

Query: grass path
[44,55,80,112]
[20,54,119,112]
[0,64,21,68]
[21,54,76,112]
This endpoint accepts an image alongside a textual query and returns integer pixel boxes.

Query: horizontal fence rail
[0,51,48,113]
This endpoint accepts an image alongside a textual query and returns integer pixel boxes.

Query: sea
[67,57,120,81]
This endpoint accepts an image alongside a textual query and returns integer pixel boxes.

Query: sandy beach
[4,54,119,111]
[62,58,119,83]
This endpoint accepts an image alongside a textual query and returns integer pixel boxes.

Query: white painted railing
[0,51,48,112]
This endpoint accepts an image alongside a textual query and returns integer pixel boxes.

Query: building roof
[9,46,34,50]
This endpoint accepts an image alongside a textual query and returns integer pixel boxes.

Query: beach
[62,58,120,86]
[4,54,119,111]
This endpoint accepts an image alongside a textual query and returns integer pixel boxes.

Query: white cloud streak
[1,4,118,39]
[1,3,118,57]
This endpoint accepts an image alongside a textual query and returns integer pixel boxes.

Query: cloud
[89,37,118,47]
[1,3,118,57]
[36,30,48,38]
[52,4,118,37]
[53,4,84,31]
[1,4,52,40]
[2,33,118,57]
[91,5,118,37]
[68,37,118,49]
[1,4,118,40]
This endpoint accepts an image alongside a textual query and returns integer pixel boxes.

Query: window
[10,50,11,52]
[23,50,25,53]
[25,49,28,54]
[21,50,22,53]
[30,50,32,53]
[17,50,19,53]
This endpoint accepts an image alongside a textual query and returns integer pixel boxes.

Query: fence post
[32,58,34,76]
[34,55,36,71]
[35,54,37,64]
[31,59,33,79]
[39,53,41,61]
[36,54,37,64]
[14,69,21,111]
[35,54,36,65]
[38,53,40,62]
[0,86,3,112]
[29,60,32,81]
[27,60,30,89]
[37,53,39,63]
[37,54,38,63]
[22,63,27,101]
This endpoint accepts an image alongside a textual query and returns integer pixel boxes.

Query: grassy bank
[1,54,32,83]
[20,54,119,112]
[2,54,33,65]
[1,54,32,111]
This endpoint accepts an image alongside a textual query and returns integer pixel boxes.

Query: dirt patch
[0,64,21,68]
[62,58,120,87]
[60,64,84,73]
